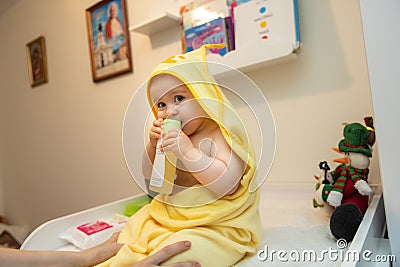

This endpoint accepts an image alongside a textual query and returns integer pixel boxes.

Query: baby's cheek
[157,112,165,119]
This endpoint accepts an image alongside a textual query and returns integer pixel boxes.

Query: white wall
[247,0,380,184]
[0,0,379,231]
[359,0,400,262]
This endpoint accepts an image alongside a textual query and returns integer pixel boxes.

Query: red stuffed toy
[313,117,376,241]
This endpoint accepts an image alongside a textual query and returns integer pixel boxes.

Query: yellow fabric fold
[97,45,261,267]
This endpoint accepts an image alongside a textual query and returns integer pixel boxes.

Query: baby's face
[149,74,208,135]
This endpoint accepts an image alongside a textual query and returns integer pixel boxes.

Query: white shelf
[206,41,298,77]
[129,12,180,35]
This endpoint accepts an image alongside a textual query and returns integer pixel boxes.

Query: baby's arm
[142,118,163,179]
[162,128,244,196]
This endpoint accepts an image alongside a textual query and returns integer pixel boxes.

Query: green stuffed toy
[313,117,376,241]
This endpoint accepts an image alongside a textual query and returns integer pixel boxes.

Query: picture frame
[85,0,133,82]
[26,36,48,87]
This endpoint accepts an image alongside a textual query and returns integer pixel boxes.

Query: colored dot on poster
[262,35,268,40]
[260,21,267,28]
[260,7,266,13]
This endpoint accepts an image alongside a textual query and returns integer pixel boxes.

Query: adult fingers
[83,239,123,266]
[165,261,201,267]
[146,241,192,264]
[103,232,120,245]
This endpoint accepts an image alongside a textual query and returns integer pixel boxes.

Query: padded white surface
[237,182,339,266]
[22,182,384,266]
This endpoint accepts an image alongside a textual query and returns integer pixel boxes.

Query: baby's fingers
[153,118,163,127]
[150,131,162,141]
[162,129,180,139]
[151,125,163,136]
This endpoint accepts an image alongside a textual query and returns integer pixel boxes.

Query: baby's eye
[157,102,166,109]
[175,95,184,102]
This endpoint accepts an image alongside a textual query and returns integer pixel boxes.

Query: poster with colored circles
[234,0,300,50]
[259,6,269,40]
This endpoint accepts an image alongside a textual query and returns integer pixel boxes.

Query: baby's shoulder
[204,125,232,151]
[198,122,224,141]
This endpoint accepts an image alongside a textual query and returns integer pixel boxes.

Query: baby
[143,73,245,197]
[98,45,261,267]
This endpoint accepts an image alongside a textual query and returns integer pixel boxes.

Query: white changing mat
[236,182,340,266]
[22,182,384,266]
[59,182,340,266]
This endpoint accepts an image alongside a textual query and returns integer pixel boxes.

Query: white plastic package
[58,214,128,250]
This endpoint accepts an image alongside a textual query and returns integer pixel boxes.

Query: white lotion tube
[149,119,181,194]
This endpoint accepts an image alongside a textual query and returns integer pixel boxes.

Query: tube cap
[163,119,181,132]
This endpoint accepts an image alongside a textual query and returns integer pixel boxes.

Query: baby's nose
[166,106,178,118]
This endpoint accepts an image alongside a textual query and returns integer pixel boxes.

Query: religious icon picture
[26,36,48,87]
[86,0,133,82]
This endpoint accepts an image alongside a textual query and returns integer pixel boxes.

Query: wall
[359,0,400,262]
[248,1,380,185]
[0,0,379,231]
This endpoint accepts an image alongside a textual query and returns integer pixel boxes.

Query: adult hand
[0,232,123,267]
[132,240,201,267]
[80,232,123,266]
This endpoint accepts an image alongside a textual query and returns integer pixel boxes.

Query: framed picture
[26,36,48,87]
[86,0,133,82]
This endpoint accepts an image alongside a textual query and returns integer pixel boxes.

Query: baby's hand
[162,129,194,160]
[150,118,163,148]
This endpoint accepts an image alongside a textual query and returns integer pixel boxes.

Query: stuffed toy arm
[354,179,373,195]
[327,191,343,207]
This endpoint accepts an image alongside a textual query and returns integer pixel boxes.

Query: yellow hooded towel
[98,44,261,267]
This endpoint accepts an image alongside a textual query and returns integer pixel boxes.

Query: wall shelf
[128,0,299,75]
[206,42,298,77]
[129,12,180,35]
